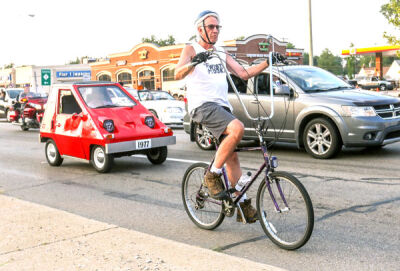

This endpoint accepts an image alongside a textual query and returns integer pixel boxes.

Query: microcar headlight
[145,116,155,128]
[103,119,115,133]
[342,106,376,117]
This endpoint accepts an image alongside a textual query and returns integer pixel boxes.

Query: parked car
[127,89,185,128]
[358,76,394,91]
[39,81,176,173]
[184,65,400,159]
[0,88,23,121]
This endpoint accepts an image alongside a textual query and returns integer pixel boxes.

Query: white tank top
[186,42,232,113]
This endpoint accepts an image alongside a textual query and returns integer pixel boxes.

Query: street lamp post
[308,0,314,66]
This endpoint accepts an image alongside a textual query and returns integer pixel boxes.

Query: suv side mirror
[275,85,291,95]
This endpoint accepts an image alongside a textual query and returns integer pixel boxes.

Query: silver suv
[183,65,400,159]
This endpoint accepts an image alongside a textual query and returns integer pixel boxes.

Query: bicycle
[181,51,314,250]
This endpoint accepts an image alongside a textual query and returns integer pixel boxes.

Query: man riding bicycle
[175,10,284,223]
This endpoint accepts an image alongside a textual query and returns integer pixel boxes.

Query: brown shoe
[204,170,225,199]
[237,199,258,223]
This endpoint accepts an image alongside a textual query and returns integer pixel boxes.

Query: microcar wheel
[146,146,168,164]
[194,123,215,151]
[90,145,114,173]
[379,84,386,91]
[303,118,342,159]
[45,139,63,166]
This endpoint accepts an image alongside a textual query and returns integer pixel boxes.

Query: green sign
[259,42,270,52]
[41,69,51,85]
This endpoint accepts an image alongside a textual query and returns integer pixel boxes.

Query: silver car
[184,65,400,159]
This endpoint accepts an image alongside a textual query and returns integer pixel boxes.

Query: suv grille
[373,103,400,119]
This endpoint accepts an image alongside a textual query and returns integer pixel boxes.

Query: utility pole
[308,0,314,66]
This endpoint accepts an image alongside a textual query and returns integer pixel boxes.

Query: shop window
[117,72,132,85]
[138,70,155,90]
[98,74,111,81]
[162,67,175,82]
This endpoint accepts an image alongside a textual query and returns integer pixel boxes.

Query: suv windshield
[283,67,351,92]
[78,85,136,109]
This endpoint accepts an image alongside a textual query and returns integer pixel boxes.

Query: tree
[69,57,80,64]
[142,35,176,46]
[303,52,319,66]
[189,35,197,41]
[381,0,400,46]
[317,49,343,75]
[286,42,295,49]
[4,63,14,69]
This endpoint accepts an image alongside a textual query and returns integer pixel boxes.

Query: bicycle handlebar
[212,51,279,121]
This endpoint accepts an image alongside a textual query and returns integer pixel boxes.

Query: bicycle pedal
[222,198,234,217]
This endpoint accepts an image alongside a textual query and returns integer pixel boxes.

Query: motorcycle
[9,92,47,131]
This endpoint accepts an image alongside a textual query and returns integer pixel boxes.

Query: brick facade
[90,34,304,91]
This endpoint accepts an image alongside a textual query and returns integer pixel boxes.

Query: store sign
[139,49,148,60]
[116,60,127,66]
[41,69,51,85]
[259,42,270,52]
[56,70,91,78]
[246,54,269,58]
[131,60,158,67]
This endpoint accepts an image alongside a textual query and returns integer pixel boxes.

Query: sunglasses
[204,24,222,31]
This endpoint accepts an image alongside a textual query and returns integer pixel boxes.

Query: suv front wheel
[194,123,215,150]
[303,118,341,159]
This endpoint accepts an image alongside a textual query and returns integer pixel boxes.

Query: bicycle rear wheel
[257,171,314,250]
[182,162,225,230]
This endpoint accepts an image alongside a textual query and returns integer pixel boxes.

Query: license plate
[136,139,151,150]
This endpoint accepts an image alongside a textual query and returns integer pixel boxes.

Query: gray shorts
[190,102,236,140]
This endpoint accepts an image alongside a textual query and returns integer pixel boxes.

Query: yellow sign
[139,49,148,60]
[169,53,180,58]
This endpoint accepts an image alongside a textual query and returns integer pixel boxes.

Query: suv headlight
[342,106,376,117]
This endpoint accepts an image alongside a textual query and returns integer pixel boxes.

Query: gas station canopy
[341,45,400,78]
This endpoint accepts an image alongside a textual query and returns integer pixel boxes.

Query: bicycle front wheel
[182,162,225,230]
[257,171,314,250]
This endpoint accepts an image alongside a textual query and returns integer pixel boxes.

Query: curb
[0,195,286,271]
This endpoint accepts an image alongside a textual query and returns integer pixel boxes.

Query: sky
[1,0,398,67]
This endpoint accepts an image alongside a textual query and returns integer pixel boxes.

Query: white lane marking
[132,155,208,164]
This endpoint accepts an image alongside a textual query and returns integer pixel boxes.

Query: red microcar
[39,82,176,173]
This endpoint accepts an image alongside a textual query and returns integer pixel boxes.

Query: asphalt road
[0,120,399,271]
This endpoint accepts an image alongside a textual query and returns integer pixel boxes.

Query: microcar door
[54,89,86,159]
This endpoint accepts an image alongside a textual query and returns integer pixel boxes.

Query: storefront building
[90,43,184,91]
[0,64,91,93]
[90,34,304,92]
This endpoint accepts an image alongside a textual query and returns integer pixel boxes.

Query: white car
[127,88,185,128]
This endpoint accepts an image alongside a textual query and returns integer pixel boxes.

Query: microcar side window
[78,85,136,109]
[58,90,82,115]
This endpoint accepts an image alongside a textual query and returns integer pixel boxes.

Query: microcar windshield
[78,85,136,109]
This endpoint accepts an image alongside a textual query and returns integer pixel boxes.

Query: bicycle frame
[200,51,290,216]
